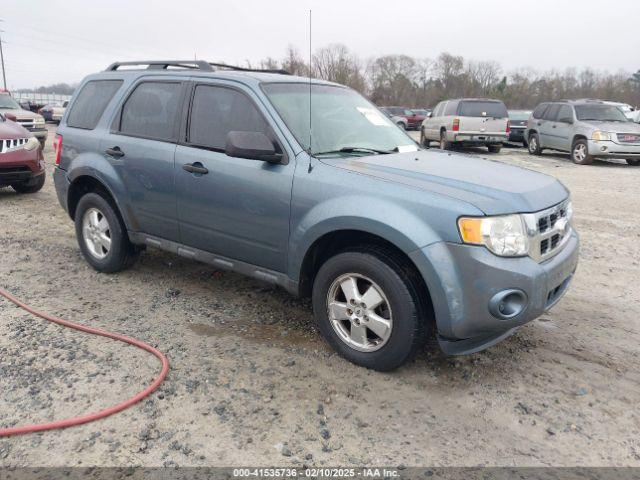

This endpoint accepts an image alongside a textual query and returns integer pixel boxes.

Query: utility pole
[0,22,6,90]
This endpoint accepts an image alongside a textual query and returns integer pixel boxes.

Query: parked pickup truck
[420,98,510,153]
[53,60,579,371]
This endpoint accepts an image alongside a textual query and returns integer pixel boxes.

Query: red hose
[0,287,169,437]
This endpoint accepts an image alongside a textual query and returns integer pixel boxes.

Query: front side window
[575,104,629,122]
[188,85,271,150]
[66,80,123,129]
[120,82,182,140]
[262,83,417,157]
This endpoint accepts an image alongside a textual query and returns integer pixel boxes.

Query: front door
[175,82,294,272]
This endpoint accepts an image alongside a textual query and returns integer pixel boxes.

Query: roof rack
[105,60,291,75]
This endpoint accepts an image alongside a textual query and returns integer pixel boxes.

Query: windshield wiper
[313,146,395,156]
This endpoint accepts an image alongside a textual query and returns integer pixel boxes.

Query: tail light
[53,134,63,166]
[453,118,460,132]
[506,120,511,134]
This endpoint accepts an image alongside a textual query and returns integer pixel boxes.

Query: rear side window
[444,101,458,116]
[543,104,561,121]
[119,82,182,140]
[458,101,507,118]
[188,85,270,150]
[66,80,122,130]
[557,105,573,122]
[532,103,549,119]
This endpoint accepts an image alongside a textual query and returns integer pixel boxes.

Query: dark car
[508,110,531,147]
[0,113,46,193]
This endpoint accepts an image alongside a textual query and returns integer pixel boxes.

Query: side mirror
[225,131,283,164]
[4,113,17,122]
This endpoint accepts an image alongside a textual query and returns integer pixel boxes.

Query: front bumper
[588,140,640,158]
[409,231,579,355]
[0,147,45,186]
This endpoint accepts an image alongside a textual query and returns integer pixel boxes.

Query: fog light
[489,289,527,320]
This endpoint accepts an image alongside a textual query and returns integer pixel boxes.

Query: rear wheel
[439,130,451,150]
[420,129,430,148]
[488,144,502,154]
[528,133,542,155]
[626,159,640,166]
[571,139,594,165]
[312,247,427,371]
[12,174,45,194]
[75,192,140,273]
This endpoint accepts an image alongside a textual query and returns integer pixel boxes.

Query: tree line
[255,44,640,109]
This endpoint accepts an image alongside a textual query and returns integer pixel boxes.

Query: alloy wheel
[82,208,112,259]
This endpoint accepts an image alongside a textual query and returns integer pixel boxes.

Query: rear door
[100,78,186,241]
[423,102,443,139]
[548,105,574,151]
[457,100,508,134]
[538,104,561,148]
[174,80,294,272]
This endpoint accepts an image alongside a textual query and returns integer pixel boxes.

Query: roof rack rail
[105,60,291,75]
[105,60,214,71]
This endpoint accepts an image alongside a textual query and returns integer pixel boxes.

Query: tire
[74,192,140,273]
[39,139,46,150]
[626,159,640,166]
[522,139,529,148]
[528,132,542,155]
[396,121,406,130]
[571,139,594,165]
[312,247,428,371]
[420,129,430,148]
[12,173,45,194]
[488,144,502,154]
[439,130,451,150]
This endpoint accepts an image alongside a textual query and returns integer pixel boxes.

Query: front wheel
[75,192,140,273]
[626,159,640,166]
[571,139,594,165]
[312,248,427,371]
[396,121,406,130]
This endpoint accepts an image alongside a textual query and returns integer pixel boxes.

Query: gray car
[525,100,640,165]
[52,60,579,371]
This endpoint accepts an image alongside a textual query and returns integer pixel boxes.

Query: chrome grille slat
[0,137,29,154]
[523,199,572,263]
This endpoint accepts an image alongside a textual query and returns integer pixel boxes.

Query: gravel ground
[0,125,638,467]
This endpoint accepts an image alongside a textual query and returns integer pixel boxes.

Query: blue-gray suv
[52,60,580,371]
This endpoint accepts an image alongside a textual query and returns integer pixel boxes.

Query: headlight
[591,131,611,141]
[458,214,529,257]
[24,137,40,151]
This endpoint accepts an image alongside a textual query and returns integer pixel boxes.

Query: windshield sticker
[357,107,390,126]
[397,145,418,153]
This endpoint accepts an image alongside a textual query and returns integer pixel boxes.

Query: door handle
[105,147,125,158]
[182,163,209,175]
[552,125,557,128]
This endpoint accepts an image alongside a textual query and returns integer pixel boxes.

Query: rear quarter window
[66,80,123,130]
[458,101,507,118]
[444,101,458,116]
[532,103,549,119]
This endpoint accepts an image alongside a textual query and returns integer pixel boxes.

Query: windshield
[458,101,508,118]
[0,94,21,110]
[509,111,531,121]
[262,83,417,157]
[575,105,628,122]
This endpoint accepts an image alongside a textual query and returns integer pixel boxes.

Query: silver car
[526,100,640,165]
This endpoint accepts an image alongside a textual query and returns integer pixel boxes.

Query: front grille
[524,199,572,263]
[616,133,640,144]
[0,137,29,154]
[16,118,35,129]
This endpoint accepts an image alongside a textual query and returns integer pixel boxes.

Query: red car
[0,113,46,193]
[382,107,429,130]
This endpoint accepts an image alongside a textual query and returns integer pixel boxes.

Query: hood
[321,150,568,215]
[583,120,640,134]
[0,107,41,120]
[0,118,31,139]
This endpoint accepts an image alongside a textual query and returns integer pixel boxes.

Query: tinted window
[557,105,573,122]
[543,104,561,121]
[120,82,181,140]
[444,101,458,116]
[532,103,548,119]
[67,80,122,130]
[189,85,270,150]
[458,101,507,118]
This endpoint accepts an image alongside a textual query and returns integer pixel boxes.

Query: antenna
[307,9,313,173]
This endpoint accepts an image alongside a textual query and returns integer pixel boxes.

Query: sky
[1,0,639,90]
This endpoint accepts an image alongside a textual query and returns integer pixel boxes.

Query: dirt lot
[0,124,639,467]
